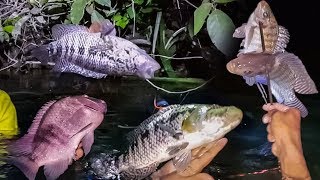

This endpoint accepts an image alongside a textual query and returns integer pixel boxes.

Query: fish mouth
[81,95,107,113]
[243,70,254,76]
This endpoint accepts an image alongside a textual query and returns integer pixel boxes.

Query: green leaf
[126,7,134,19]
[141,7,153,13]
[215,0,235,3]
[193,3,212,35]
[95,0,111,7]
[91,10,105,22]
[206,9,236,56]
[3,25,14,33]
[112,14,129,28]
[134,0,144,5]
[187,17,194,38]
[70,0,88,24]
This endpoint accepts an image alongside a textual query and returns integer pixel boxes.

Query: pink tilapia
[233,0,290,54]
[7,95,107,180]
[226,52,318,117]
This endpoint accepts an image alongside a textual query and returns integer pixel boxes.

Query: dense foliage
[0,0,241,78]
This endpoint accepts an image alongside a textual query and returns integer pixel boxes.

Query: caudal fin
[8,156,39,180]
[31,45,50,64]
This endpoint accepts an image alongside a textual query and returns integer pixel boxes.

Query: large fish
[233,0,290,54]
[226,52,318,117]
[90,104,243,179]
[31,21,160,79]
[7,95,107,180]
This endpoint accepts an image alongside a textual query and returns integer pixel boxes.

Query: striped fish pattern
[90,104,242,179]
[233,0,290,54]
[32,24,160,79]
[227,52,318,117]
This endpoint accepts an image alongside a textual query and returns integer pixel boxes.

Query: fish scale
[7,95,107,180]
[32,23,160,79]
[90,104,243,180]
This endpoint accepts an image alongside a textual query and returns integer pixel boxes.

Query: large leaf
[70,0,88,24]
[215,0,235,3]
[95,0,111,7]
[91,10,105,22]
[193,2,212,35]
[206,9,235,56]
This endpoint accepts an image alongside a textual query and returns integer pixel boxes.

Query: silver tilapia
[7,95,107,180]
[226,52,318,117]
[233,0,290,54]
[90,104,243,179]
[32,22,160,79]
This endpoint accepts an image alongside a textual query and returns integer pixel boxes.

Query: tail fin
[31,45,50,65]
[7,156,39,180]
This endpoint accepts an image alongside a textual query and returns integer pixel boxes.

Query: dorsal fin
[276,52,318,94]
[27,100,57,135]
[51,24,88,40]
[8,100,58,156]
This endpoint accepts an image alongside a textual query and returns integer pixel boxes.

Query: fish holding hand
[7,95,107,180]
[226,52,318,118]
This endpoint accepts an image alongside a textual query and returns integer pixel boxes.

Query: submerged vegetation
[0,0,239,79]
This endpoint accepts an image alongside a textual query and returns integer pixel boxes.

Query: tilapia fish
[90,104,243,180]
[7,95,107,180]
[226,52,318,117]
[233,0,290,54]
[32,22,160,79]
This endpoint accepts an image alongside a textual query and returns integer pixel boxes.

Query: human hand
[262,103,302,157]
[150,138,228,180]
[262,103,311,179]
[74,142,84,161]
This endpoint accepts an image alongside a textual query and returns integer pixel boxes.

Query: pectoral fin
[166,142,189,156]
[172,150,192,173]
[44,158,72,180]
[81,131,95,156]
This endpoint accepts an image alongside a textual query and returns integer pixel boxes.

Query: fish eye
[263,12,269,18]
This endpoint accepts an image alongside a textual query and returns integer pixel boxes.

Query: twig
[183,0,197,8]
[150,54,203,60]
[165,26,186,50]
[258,21,273,104]
[152,12,162,57]
[131,0,136,37]
[145,76,214,94]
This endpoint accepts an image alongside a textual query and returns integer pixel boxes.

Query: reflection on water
[0,87,319,180]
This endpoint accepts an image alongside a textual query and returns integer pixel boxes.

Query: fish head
[74,95,107,114]
[254,0,276,24]
[226,53,275,77]
[182,105,243,134]
[135,51,161,79]
[180,104,242,149]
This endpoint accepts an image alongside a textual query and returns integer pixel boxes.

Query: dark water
[0,75,319,180]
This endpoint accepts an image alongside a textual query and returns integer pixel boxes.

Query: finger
[188,173,214,180]
[271,143,279,157]
[266,124,271,133]
[262,103,290,112]
[74,147,84,161]
[185,138,227,173]
[262,114,271,124]
[267,134,275,142]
